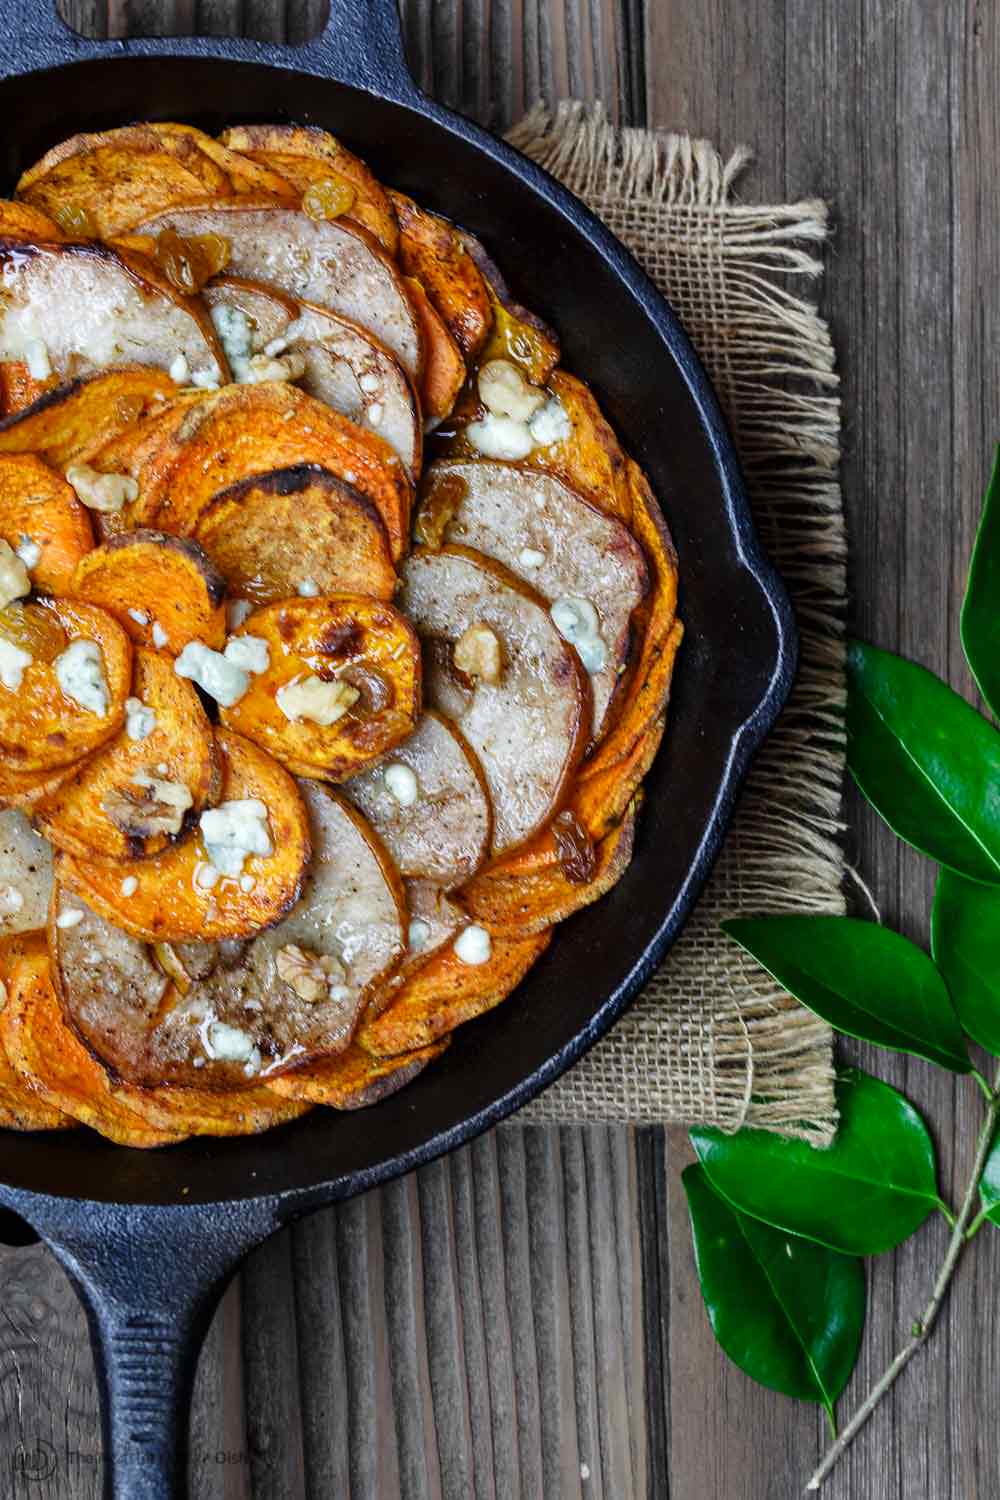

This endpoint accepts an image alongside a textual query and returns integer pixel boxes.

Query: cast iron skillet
[0,2,796,1494]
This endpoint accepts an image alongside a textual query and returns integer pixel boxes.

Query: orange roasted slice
[220,598,422,781]
[57,729,310,941]
[0,598,131,772]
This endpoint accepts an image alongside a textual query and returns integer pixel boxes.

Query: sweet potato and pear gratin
[0,122,682,1146]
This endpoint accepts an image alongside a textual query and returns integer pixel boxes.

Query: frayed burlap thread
[509,103,845,1144]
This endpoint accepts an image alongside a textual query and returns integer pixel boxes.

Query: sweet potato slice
[0,369,179,470]
[459,229,560,383]
[0,935,73,1131]
[423,460,649,738]
[53,780,405,1088]
[399,546,590,854]
[0,758,82,812]
[491,714,666,881]
[527,370,632,521]
[0,238,226,387]
[456,805,637,935]
[82,390,209,538]
[267,1038,446,1108]
[358,925,552,1057]
[145,382,412,560]
[136,204,421,378]
[0,811,54,932]
[575,463,681,780]
[194,467,396,605]
[220,598,422,781]
[389,191,492,361]
[343,711,492,887]
[16,125,232,238]
[0,454,93,594]
[72,530,226,653]
[202,279,422,479]
[0,201,66,241]
[405,277,467,423]
[92,1076,311,1138]
[37,648,219,862]
[148,123,297,200]
[57,730,310,941]
[0,598,131,772]
[218,125,399,254]
[1,937,183,1146]
[0,361,57,416]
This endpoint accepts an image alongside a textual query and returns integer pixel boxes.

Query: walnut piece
[276,674,360,726]
[65,465,139,514]
[104,772,193,839]
[453,622,502,686]
[0,541,30,610]
[276,943,348,1004]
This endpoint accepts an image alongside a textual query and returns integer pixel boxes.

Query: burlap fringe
[510,104,845,1144]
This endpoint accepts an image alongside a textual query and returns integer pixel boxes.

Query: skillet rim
[0,52,797,1211]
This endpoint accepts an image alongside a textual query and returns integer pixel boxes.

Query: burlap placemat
[509,103,846,1144]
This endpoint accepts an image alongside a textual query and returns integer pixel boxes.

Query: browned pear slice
[0,239,226,386]
[342,710,491,888]
[137,204,422,379]
[398,546,590,855]
[204,278,421,477]
[0,809,53,933]
[422,460,649,737]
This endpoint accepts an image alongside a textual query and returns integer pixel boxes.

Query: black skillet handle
[0,1189,282,1499]
[3,0,421,102]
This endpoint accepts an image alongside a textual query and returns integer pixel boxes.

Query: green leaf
[978,1128,1000,1228]
[960,447,1000,718]
[724,916,970,1073]
[683,1164,865,1426]
[931,868,1000,1056]
[690,1068,942,1256]
[846,639,1000,884]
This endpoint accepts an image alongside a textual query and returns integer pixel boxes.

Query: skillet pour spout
[0,1,797,1496]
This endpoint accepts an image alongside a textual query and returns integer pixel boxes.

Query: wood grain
[10,1,1000,1496]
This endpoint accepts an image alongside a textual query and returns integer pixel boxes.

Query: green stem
[970,1067,995,1103]
[966,1207,990,1242]
[936,1200,957,1228]
[805,1063,1000,1492]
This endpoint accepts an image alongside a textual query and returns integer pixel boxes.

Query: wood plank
[7,5,1000,1499]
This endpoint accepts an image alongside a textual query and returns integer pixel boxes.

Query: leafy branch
[685,448,1000,1489]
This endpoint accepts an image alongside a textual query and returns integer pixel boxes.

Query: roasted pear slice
[203,278,421,478]
[422,460,649,738]
[0,238,227,387]
[217,124,399,254]
[343,710,491,888]
[398,546,590,855]
[137,203,421,378]
[0,810,53,932]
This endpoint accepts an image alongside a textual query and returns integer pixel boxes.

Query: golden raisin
[414,474,467,549]
[302,175,357,223]
[552,810,597,885]
[51,201,97,239]
[154,229,231,295]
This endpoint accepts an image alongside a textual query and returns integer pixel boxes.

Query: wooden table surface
[2,2,998,1496]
